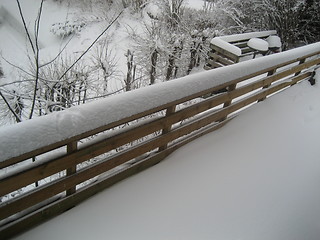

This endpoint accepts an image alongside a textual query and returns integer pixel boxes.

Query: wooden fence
[0,42,320,239]
[205,30,278,69]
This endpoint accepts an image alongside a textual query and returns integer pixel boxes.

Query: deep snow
[13,70,320,240]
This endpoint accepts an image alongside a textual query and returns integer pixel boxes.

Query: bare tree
[16,0,44,119]
[124,49,136,91]
[0,2,123,124]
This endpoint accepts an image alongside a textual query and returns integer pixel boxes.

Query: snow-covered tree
[239,0,319,49]
[298,0,320,44]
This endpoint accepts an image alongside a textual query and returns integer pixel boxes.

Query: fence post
[66,142,77,196]
[292,58,306,86]
[219,83,237,122]
[258,68,276,102]
[158,105,176,151]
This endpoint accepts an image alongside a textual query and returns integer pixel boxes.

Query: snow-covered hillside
[13,69,320,240]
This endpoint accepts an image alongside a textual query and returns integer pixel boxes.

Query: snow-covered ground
[13,70,320,240]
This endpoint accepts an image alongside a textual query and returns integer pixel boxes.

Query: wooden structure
[205,30,278,69]
[0,42,320,239]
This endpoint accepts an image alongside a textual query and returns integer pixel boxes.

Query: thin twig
[16,0,36,55]
[29,0,44,119]
[40,35,74,68]
[0,90,22,123]
[1,55,34,78]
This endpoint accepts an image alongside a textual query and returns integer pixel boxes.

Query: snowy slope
[13,71,320,240]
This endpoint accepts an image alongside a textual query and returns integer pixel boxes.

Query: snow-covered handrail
[1,42,319,164]
[0,42,320,238]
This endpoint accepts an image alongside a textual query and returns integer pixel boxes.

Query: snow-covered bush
[90,38,119,94]
[50,20,86,38]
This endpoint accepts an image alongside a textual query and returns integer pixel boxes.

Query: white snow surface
[0,42,320,162]
[267,35,282,48]
[185,0,205,9]
[13,69,320,240]
[210,37,242,56]
[247,38,269,52]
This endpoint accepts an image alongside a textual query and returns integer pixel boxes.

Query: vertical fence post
[66,142,77,196]
[158,105,176,152]
[219,83,237,122]
[293,58,306,86]
[258,68,276,102]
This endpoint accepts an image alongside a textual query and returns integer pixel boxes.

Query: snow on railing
[0,42,320,239]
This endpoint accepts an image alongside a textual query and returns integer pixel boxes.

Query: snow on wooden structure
[0,42,320,238]
[205,30,279,69]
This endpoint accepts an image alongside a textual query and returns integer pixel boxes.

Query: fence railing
[0,42,319,238]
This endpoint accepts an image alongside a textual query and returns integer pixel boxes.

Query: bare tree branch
[29,0,44,119]
[16,0,36,55]
[39,35,74,68]
[0,90,22,123]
